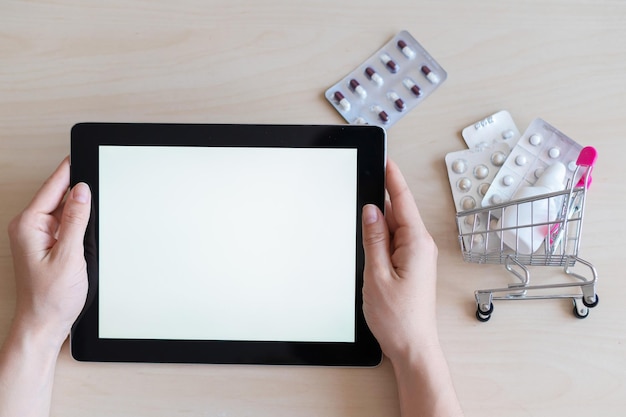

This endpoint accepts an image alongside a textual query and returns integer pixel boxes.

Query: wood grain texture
[1,0,625,415]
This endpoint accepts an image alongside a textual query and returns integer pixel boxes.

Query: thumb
[57,182,92,251]
[362,204,391,272]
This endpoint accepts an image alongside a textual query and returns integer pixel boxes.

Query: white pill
[465,214,480,227]
[549,147,561,158]
[472,233,484,246]
[502,175,514,186]
[491,151,507,166]
[461,196,476,210]
[451,159,467,174]
[354,117,367,124]
[490,194,503,205]
[457,177,472,192]
[568,161,577,171]
[502,129,515,140]
[474,164,489,180]
[478,183,490,197]
[515,155,527,166]
[534,167,545,178]
[529,134,542,146]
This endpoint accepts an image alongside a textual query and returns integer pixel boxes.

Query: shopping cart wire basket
[455,146,598,321]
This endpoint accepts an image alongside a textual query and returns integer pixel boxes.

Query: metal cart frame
[456,148,598,321]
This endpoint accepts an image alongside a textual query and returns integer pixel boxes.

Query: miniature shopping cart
[456,147,598,321]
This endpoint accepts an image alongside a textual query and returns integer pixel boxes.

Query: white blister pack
[461,110,521,149]
[445,142,511,214]
[481,118,583,209]
[446,110,521,212]
[446,111,521,251]
[325,30,447,128]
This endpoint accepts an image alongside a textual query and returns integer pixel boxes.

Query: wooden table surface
[1,1,625,416]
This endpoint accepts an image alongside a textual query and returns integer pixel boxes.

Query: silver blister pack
[325,30,447,128]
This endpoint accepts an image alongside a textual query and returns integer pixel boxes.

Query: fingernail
[73,183,90,204]
[363,204,379,225]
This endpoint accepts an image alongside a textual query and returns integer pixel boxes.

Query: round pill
[457,177,472,192]
[502,175,514,186]
[478,183,490,197]
[451,159,467,174]
[473,164,489,180]
[567,161,577,171]
[461,196,476,211]
[515,155,527,166]
[529,134,542,146]
[490,151,506,167]
[502,129,515,140]
[490,194,503,205]
[534,167,545,178]
[472,233,484,246]
[464,214,480,227]
[549,147,561,159]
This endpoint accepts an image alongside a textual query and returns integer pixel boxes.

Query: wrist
[10,309,70,355]
[383,323,442,369]
[389,342,464,417]
[0,313,65,417]
[388,339,444,372]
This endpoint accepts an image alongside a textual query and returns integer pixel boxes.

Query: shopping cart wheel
[582,294,599,308]
[475,303,494,322]
[574,303,589,319]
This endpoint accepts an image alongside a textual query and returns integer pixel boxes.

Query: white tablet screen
[98,146,357,343]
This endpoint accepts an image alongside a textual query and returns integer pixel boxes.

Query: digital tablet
[70,123,386,366]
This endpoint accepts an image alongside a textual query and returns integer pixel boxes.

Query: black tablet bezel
[70,123,386,366]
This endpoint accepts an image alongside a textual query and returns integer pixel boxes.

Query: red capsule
[372,105,389,123]
[380,53,398,73]
[365,66,383,85]
[333,91,350,111]
[349,79,367,99]
[388,92,405,111]
[403,78,421,96]
[421,65,440,84]
[397,40,415,58]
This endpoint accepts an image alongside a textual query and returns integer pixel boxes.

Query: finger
[55,182,91,253]
[384,198,398,234]
[385,159,427,232]
[26,157,71,215]
[362,204,392,274]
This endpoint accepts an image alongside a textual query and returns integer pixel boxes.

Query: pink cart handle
[575,146,597,189]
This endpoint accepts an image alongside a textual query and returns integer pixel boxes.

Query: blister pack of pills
[446,142,511,252]
[461,110,521,150]
[481,118,583,209]
[446,111,521,251]
[325,30,447,128]
[445,141,512,214]
[445,111,521,212]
